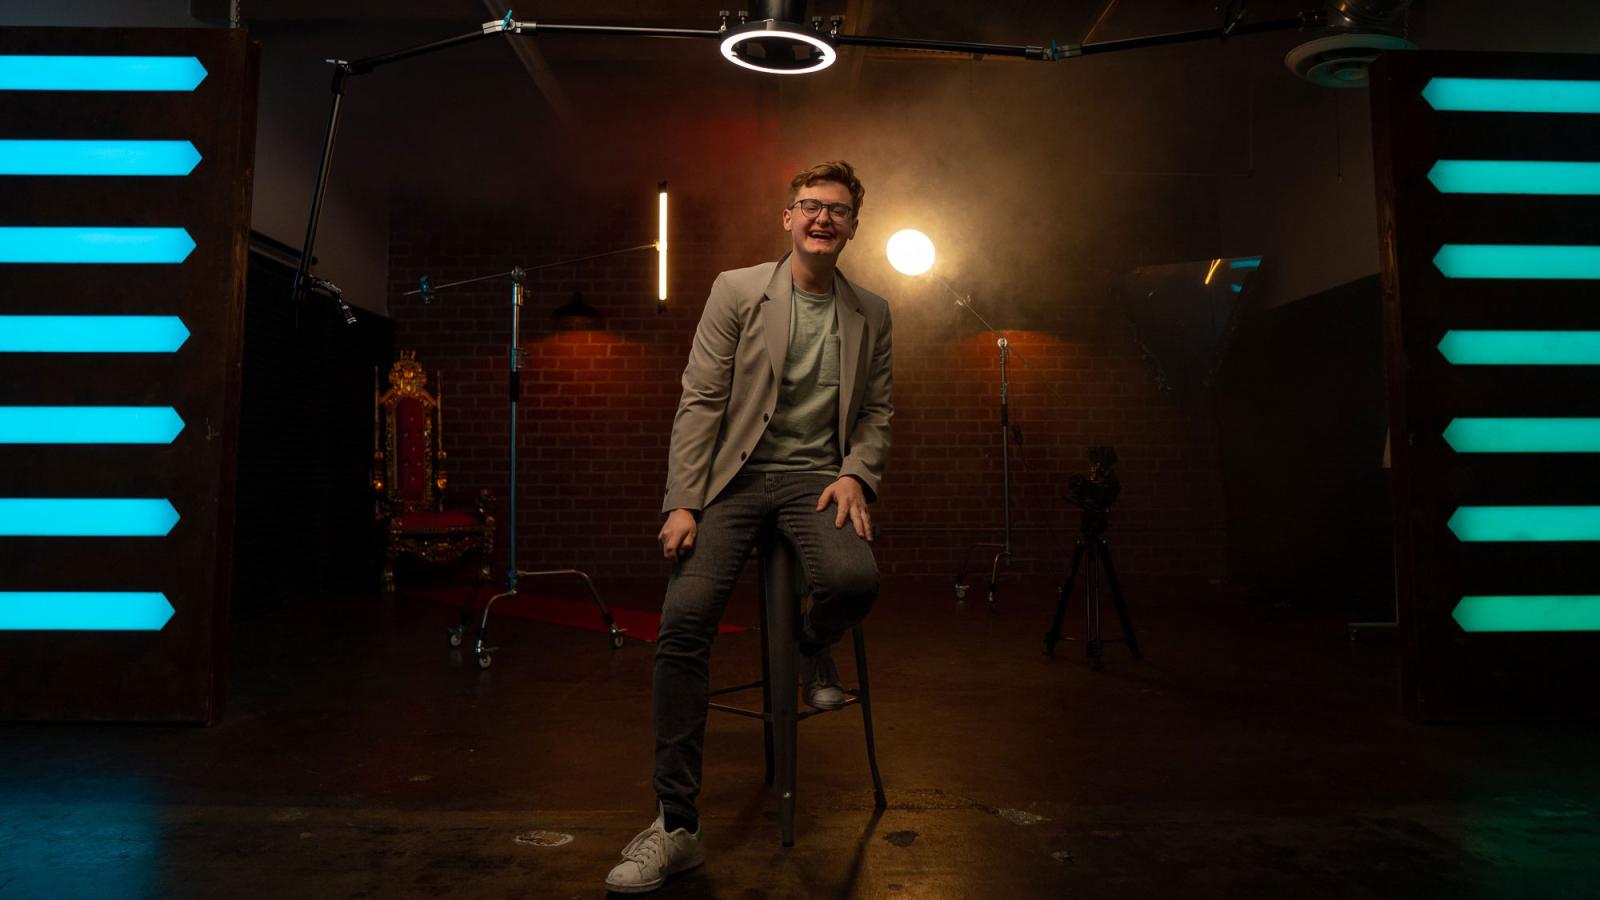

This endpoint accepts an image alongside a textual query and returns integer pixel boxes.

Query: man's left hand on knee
[817,475,873,541]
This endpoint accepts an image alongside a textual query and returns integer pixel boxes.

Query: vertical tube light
[657,181,669,310]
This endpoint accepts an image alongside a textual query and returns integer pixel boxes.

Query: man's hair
[787,160,864,217]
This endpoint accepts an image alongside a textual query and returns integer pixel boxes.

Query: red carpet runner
[403,586,750,642]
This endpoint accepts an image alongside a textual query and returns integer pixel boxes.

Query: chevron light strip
[0,140,201,176]
[0,316,190,353]
[0,55,207,92]
[1444,418,1600,453]
[0,592,174,631]
[1438,331,1600,365]
[1448,506,1600,542]
[0,227,195,264]
[1428,160,1600,195]
[1423,77,1600,114]
[0,407,185,444]
[1434,244,1600,280]
[1453,595,1600,633]
[0,499,179,537]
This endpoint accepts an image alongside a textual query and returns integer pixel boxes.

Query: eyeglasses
[791,199,855,220]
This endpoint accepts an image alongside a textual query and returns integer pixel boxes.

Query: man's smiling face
[783,179,858,262]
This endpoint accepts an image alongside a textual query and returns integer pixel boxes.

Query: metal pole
[292,65,348,313]
[506,272,524,593]
[997,336,1012,558]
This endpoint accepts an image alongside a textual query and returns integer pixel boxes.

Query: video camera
[1066,446,1120,513]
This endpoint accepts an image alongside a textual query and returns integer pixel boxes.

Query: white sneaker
[604,809,705,894]
[800,647,848,710]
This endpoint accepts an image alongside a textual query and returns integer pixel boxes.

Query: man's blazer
[662,253,893,514]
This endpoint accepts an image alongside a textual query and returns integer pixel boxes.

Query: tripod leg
[1044,541,1088,656]
[1086,556,1104,671]
[1095,539,1141,659]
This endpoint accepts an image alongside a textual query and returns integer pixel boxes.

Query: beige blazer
[662,254,893,514]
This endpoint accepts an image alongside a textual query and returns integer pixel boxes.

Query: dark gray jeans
[653,471,879,823]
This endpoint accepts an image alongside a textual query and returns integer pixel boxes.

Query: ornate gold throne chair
[374,352,495,593]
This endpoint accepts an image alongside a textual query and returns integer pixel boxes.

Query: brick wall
[388,215,1228,595]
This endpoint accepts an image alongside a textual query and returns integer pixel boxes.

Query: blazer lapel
[835,270,866,445]
[760,254,793,384]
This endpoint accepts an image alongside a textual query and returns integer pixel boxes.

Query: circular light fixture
[720,20,837,75]
[1285,33,1414,89]
[886,229,936,276]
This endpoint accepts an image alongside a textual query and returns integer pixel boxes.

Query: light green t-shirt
[745,282,841,473]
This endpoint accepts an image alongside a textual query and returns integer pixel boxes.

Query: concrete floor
[3,578,1599,899]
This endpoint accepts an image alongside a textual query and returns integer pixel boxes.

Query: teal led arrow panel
[1434,244,1600,280]
[0,55,207,91]
[0,316,190,353]
[1428,160,1600,195]
[0,227,195,264]
[0,407,185,444]
[1422,77,1600,114]
[1453,595,1600,633]
[0,592,174,631]
[1438,330,1600,365]
[0,140,201,176]
[0,499,179,537]
[1448,506,1600,542]
[1443,418,1600,453]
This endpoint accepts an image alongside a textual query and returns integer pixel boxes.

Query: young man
[605,161,894,894]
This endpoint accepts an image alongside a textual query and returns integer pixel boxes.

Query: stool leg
[757,585,774,785]
[853,625,887,810]
[764,542,799,848]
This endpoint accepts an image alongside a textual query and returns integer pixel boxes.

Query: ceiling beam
[1083,0,1124,43]
[845,0,872,87]
[480,0,578,128]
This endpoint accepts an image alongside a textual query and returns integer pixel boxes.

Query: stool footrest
[706,702,769,721]
[708,679,764,698]
[709,688,864,721]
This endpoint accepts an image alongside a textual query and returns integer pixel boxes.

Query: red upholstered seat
[392,510,483,532]
[374,352,495,592]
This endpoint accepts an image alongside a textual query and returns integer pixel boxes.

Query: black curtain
[231,239,394,619]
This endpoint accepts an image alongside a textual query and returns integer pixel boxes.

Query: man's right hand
[658,508,698,562]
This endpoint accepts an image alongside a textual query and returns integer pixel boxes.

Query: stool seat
[706,524,886,846]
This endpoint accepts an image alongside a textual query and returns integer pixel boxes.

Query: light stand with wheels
[404,244,660,667]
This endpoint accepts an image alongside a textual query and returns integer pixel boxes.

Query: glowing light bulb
[886,229,935,276]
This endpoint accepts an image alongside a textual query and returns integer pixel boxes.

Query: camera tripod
[1044,507,1141,670]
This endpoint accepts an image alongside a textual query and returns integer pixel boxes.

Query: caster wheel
[448,626,464,648]
[953,582,968,600]
[610,631,626,649]
[476,653,493,670]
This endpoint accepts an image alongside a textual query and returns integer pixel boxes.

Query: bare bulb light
[886,229,936,276]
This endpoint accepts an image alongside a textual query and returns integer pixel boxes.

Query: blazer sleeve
[662,272,741,514]
[838,301,893,501]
